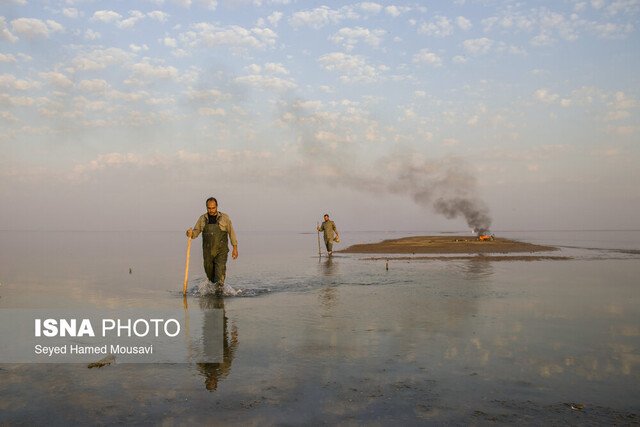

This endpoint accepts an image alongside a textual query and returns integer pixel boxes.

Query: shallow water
[1,230,639,424]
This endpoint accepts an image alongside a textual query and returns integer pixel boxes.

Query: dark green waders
[324,238,333,253]
[202,221,229,290]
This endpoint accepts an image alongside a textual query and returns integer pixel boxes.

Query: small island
[338,235,571,261]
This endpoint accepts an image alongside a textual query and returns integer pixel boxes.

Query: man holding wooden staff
[318,214,339,256]
[186,197,238,292]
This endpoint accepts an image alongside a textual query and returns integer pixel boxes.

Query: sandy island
[338,235,571,261]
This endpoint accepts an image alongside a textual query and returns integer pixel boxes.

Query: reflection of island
[196,296,238,391]
[460,259,494,281]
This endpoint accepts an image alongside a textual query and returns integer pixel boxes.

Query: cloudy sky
[1,0,639,233]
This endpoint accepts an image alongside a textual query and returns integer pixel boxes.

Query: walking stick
[183,234,192,296]
[317,221,322,258]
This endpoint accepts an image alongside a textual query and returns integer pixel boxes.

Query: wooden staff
[317,221,322,258]
[183,232,192,296]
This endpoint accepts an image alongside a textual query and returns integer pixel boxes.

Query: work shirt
[191,212,238,247]
[319,220,337,241]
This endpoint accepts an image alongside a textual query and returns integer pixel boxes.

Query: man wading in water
[187,197,238,294]
[318,214,339,256]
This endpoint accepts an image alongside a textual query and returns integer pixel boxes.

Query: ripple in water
[184,278,271,297]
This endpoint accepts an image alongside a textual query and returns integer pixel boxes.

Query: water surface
[1,230,639,424]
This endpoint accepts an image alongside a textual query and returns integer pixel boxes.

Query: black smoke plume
[281,99,492,233]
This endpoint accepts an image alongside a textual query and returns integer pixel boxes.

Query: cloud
[456,16,472,31]
[198,107,226,116]
[147,97,175,106]
[608,91,637,109]
[360,2,382,14]
[92,10,151,29]
[0,111,19,122]
[72,96,108,112]
[462,37,493,54]
[538,8,579,42]
[187,88,232,102]
[78,79,109,93]
[534,88,560,103]
[318,52,385,83]
[68,150,272,182]
[443,138,459,146]
[47,20,64,33]
[266,11,283,27]
[290,6,358,29]
[607,0,640,15]
[329,26,386,51]
[603,110,631,121]
[607,125,640,135]
[148,11,170,23]
[91,10,123,24]
[0,17,18,42]
[180,23,277,52]
[162,37,177,47]
[385,6,400,17]
[130,43,150,52]
[124,61,179,86]
[71,153,152,175]
[107,90,151,103]
[418,16,454,37]
[0,53,17,63]
[84,29,101,40]
[316,52,353,71]
[560,86,600,107]
[384,6,411,17]
[39,71,74,89]
[593,22,633,39]
[574,2,588,12]
[11,18,64,41]
[119,11,146,29]
[412,48,443,67]
[482,9,536,33]
[187,89,232,105]
[72,48,134,71]
[63,8,79,19]
[194,0,218,10]
[263,62,289,75]
[0,74,41,91]
[482,6,587,46]
[234,74,297,91]
[0,94,34,107]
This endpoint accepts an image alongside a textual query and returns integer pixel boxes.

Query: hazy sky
[1,0,638,232]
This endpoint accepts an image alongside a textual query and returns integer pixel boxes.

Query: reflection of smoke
[281,99,492,233]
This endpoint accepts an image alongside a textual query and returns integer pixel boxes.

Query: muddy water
[0,230,639,424]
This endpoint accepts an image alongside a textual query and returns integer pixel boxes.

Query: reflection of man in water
[197,296,238,391]
[319,256,336,276]
[317,214,339,255]
[186,197,238,293]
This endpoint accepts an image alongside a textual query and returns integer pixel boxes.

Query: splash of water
[190,279,243,297]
